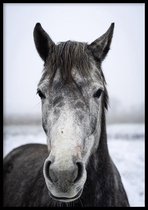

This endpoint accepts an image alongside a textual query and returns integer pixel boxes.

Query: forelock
[45,41,92,84]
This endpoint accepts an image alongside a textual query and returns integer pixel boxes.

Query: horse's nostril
[45,160,58,183]
[45,160,52,182]
[74,162,84,183]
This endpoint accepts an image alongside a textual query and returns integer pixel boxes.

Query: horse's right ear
[33,23,55,62]
[88,23,114,62]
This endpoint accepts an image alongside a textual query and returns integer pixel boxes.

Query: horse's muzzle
[43,157,86,202]
[44,159,84,186]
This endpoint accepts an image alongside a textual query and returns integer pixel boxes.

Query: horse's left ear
[33,23,55,62]
[88,23,115,62]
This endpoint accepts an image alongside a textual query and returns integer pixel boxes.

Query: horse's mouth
[49,189,83,202]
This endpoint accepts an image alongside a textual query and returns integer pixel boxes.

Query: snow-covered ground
[3,123,145,207]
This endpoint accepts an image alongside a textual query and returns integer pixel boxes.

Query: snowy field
[3,123,145,207]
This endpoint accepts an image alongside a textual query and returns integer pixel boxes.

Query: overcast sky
[4,3,145,117]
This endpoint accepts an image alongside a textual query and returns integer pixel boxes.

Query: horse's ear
[88,23,114,62]
[33,23,55,62]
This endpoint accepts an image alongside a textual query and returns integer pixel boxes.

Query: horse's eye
[37,89,46,99]
[93,89,102,98]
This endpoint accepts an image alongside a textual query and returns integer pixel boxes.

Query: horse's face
[38,66,104,202]
[34,23,114,202]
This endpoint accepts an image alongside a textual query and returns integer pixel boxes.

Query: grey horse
[3,23,129,207]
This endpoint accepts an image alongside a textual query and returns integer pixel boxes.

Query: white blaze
[49,104,82,169]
